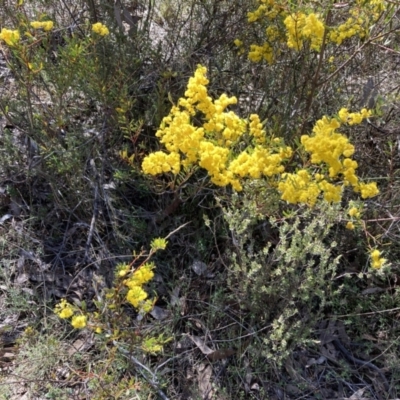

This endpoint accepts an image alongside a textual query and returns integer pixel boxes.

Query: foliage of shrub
[222,190,341,363]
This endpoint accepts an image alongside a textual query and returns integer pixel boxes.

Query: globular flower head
[0,28,20,46]
[370,249,386,269]
[151,237,168,251]
[30,21,54,31]
[126,286,148,308]
[125,262,155,288]
[358,182,379,199]
[71,315,87,329]
[92,22,109,36]
[346,221,355,230]
[54,299,74,319]
[348,207,361,218]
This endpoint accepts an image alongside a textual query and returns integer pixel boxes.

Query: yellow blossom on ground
[59,307,74,319]
[346,221,355,230]
[0,28,20,46]
[54,299,74,319]
[348,207,361,218]
[92,22,109,36]
[370,249,386,269]
[71,315,87,329]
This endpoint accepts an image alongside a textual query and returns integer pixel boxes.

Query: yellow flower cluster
[346,205,362,230]
[248,43,274,64]
[370,249,386,269]
[284,12,325,51]
[142,65,380,204]
[329,16,366,45]
[54,299,74,319]
[121,262,155,312]
[242,0,388,63]
[278,170,342,206]
[338,107,371,125]
[142,65,292,191]
[233,39,245,55]
[277,109,378,206]
[71,315,87,329]
[54,299,87,329]
[30,20,54,31]
[92,22,109,36]
[335,0,387,45]
[0,28,20,46]
[248,0,284,23]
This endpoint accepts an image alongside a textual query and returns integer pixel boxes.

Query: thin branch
[113,340,170,400]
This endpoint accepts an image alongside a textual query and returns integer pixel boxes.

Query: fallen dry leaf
[187,335,214,355]
[197,362,213,399]
[345,388,367,400]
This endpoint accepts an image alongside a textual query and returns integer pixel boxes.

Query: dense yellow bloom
[54,299,74,319]
[248,0,283,23]
[249,114,265,143]
[71,315,87,329]
[142,151,181,175]
[338,108,371,125]
[319,180,342,203]
[142,65,379,207]
[284,12,325,51]
[43,21,54,31]
[59,307,74,319]
[123,263,155,289]
[0,28,20,46]
[126,286,148,308]
[370,249,386,269]
[329,17,365,45]
[278,170,321,206]
[248,43,274,64]
[30,21,42,29]
[284,13,306,50]
[301,116,355,178]
[92,22,109,36]
[346,221,355,230]
[348,207,361,218]
[357,182,379,199]
[133,263,155,286]
[30,21,54,31]
[245,0,387,64]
